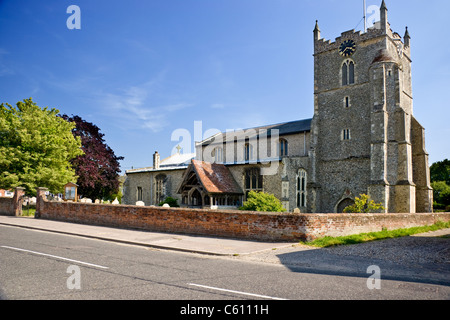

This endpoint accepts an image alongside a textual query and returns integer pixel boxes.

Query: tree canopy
[430,159,450,211]
[0,99,83,195]
[60,114,124,201]
[430,159,450,185]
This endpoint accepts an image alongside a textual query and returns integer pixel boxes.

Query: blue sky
[0,0,449,172]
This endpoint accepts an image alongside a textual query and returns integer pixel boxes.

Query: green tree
[430,159,450,185]
[343,194,385,213]
[431,181,450,210]
[0,99,83,195]
[240,191,286,212]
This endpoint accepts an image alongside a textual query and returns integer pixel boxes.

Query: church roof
[198,118,312,146]
[126,152,195,174]
[188,160,243,195]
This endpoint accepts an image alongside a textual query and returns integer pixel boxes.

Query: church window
[342,129,351,140]
[348,61,355,84]
[244,168,263,198]
[213,147,223,163]
[244,143,254,162]
[137,187,143,202]
[296,169,307,208]
[344,96,350,108]
[279,139,288,157]
[342,60,355,86]
[342,63,348,86]
[155,174,166,204]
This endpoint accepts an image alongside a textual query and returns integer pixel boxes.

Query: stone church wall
[123,169,185,206]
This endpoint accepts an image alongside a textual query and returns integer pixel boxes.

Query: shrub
[343,194,385,213]
[158,197,179,207]
[240,191,286,212]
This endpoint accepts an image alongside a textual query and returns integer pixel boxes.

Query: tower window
[342,60,355,86]
[342,129,351,140]
[342,63,348,86]
[344,96,350,108]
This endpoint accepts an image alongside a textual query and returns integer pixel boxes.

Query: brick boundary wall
[0,188,25,216]
[33,188,450,242]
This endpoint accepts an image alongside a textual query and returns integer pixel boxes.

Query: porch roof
[179,160,243,195]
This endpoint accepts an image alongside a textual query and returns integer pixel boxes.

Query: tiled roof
[191,160,243,195]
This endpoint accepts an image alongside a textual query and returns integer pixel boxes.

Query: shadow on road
[276,235,450,287]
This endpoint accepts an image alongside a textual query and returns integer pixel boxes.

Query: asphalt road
[1,224,449,306]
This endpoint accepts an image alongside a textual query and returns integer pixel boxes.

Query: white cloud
[211,103,225,109]
[0,48,14,77]
[102,77,193,133]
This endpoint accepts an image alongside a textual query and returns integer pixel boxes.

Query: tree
[60,115,124,201]
[431,181,450,211]
[0,98,83,195]
[240,191,286,212]
[343,194,385,213]
[430,159,450,185]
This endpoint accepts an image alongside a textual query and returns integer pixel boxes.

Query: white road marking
[188,283,288,300]
[1,245,109,269]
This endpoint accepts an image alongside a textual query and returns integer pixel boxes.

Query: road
[1,224,449,306]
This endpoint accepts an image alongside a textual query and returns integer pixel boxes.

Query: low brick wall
[34,188,450,242]
[302,213,450,240]
[0,188,25,216]
[0,197,14,215]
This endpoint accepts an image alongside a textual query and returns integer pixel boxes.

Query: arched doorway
[337,198,354,213]
[190,189,203,207]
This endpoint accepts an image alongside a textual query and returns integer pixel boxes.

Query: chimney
[153,151,160,169]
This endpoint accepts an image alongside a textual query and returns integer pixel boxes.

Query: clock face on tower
[339,40,356,57]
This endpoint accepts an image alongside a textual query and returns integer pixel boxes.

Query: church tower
[308,1,433,213]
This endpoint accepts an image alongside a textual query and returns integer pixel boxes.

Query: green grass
[21,207,36,217]
[300,220,450,248]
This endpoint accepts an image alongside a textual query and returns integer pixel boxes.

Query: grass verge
[300,220,450,248]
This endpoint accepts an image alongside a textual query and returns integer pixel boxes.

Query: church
[123,1,433,214]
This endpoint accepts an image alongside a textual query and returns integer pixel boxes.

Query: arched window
[213,147,223,163]
[342,60,355,86]
[245,168,263,198]
[155,174,166,204]
[342,63,348,86]
[137,187,143,202]
[348,61,355,84]
[296,169,307,208]
[244,143,254,162]
[279,139,288,157]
